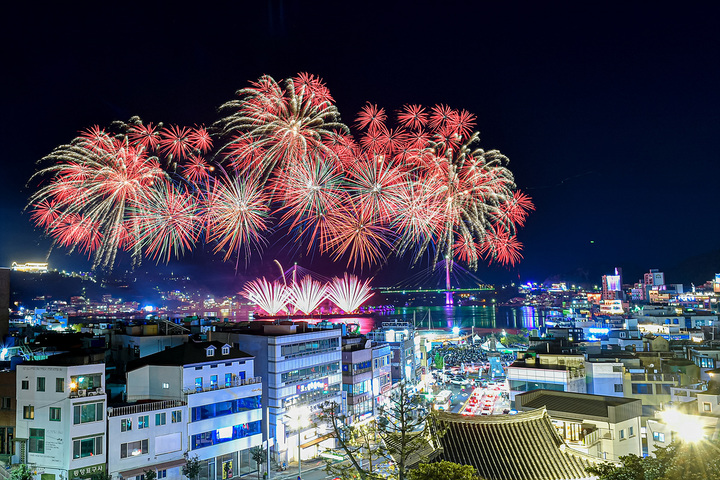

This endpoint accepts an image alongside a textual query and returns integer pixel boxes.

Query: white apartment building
[125,341,263,480]
[16,358,107,480]
[106,400,187,480]
[516,390,643,462]
[585,359,625,397]
[211,322,342,464]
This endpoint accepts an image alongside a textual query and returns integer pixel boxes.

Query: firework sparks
[289,276,327,314]
[326,273,374,313]
[241,278,291,316]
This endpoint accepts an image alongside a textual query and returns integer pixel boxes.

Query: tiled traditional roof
[432,408,600,480]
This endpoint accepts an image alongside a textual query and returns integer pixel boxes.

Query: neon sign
[297,379,328,394]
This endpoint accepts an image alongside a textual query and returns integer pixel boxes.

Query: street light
[286,405,311,478]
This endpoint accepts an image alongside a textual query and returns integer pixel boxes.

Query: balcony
[184,376,262,395]
[70,387,105,398]
[108,399,186,417]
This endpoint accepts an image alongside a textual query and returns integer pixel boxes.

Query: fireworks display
[242,273,372,315]
[27,73,533,274]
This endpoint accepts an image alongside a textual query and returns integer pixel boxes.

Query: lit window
[121,418,132,432]
[138,415,149,429]
[23,406,34,420]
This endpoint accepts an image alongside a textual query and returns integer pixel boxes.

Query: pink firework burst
[28,127,169,269]
[159,125,194,160]
[132,181,202,264]
[289,276,327,314]
[241,278,291,316]
[323,200,393,269]
[188,126,213,153]
[128,122,161,150]
[203,173,271,262]
[397,104,428,130]
[325,273,374,313]
[355,102,387,132]
[180,155,214,185]
[216,74,348,183]
[293,72,334,106]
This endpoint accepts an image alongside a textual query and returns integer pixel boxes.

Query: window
[138,415,149,429]
[56,378,64,392]
[70,374,102,391]
[703,402,712,412]
[210,375,218,390]
[629,426,634,436]
[49,407,61,422]
[206,347,215,357]
[1,397,10,409]
[29,429,44,454]
[73,436,103,459]
[653,431,665,443]
[195,377,203,392]
[73,402,103,424]
[612,366,622,373]
[162,383,169,389]
[21,380,28,390]
[222,345,230,355]
[157,470,167,479]
[614,384,623,393]
[120,439,148,458]
[225,373,233,387]
[23,406,34,420]
[121,418,133,432]
[155,413,166,426]
[631,383,653,395]
[36,377,45,392]
[171,410,182,423]
[620,429,625,439]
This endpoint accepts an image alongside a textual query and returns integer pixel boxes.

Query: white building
[125,341,263,480]
[211,322,342,465]
[585,359,625,397]
[516,390,643,462]
[106,400,187,480]
[16,358,107,480]
[507,352,587,404]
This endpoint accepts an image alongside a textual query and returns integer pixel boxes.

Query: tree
[407,461,483,480]
[377,381,441,480]
[250,445,266,480]
[319,401,389,480]
[183,453,202,480]
[144,469,157,480]
[10,464,33,480]
[586,439,720,480]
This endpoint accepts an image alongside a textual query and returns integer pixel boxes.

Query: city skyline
[2,3,719,286]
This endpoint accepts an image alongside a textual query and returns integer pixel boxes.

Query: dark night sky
[2,2,719,288]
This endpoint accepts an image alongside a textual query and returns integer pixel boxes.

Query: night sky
[2,3,719,288]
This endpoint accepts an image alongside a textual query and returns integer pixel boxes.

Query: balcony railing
[183,376,262,395]
[108,399,186,417]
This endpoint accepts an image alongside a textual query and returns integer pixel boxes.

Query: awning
[300,432,334,449]
[119,458,186,478]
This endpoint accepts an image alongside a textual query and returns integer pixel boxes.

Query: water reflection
[330,305,561,334]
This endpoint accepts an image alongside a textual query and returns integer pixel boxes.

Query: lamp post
[285,406,311,479]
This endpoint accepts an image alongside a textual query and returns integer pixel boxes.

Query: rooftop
[515,390,641,422]
[432,408,600,480]
[127,340,252,370]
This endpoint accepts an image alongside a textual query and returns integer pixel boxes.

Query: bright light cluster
[242,273,373,315]
[660,408,705,443]
[28,74,533,272]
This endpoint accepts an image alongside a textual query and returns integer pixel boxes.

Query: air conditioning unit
[96,388,104,394]
[78,389,87,397]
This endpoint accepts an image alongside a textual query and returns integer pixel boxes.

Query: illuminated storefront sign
[297,378,328,394]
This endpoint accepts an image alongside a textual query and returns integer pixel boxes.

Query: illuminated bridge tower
[445,258,453,306]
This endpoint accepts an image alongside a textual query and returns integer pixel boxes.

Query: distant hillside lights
[11,261,49,273]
